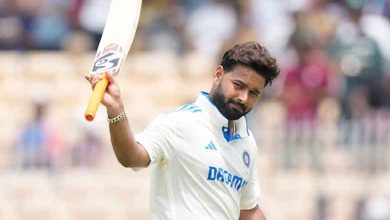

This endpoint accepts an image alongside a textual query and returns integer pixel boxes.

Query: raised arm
[86,74,150,167]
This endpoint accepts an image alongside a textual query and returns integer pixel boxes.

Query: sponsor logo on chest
[206,166,248,192]
[201,139,250,192]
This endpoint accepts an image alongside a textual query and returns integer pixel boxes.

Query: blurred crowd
[16,101,103,170]
[1,0,389,120]
[2,0,390,168]
[1,1,390,219]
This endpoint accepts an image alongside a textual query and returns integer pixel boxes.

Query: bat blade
[85,0,142,121]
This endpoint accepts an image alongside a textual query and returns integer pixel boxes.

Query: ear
[213,66,224,85]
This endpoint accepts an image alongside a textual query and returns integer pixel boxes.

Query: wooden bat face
[89,0,142,77]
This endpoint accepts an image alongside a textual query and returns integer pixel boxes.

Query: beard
[212,84,250,120]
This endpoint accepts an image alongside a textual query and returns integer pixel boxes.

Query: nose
[237,90,249,104]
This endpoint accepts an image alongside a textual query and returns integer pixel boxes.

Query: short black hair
[220,41,280,86]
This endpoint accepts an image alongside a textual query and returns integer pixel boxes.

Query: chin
[226,110,244,120]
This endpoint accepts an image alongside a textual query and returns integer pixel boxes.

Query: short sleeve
[240,141,261,210]
[135,114,176,166]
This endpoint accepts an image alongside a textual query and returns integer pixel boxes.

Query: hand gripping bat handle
[84,73,109,121]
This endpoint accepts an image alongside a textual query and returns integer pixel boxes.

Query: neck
[228,120,236,136]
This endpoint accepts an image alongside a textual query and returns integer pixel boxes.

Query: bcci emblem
[242,151,250,167]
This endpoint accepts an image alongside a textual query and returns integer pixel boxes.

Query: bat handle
[84,73,109,121]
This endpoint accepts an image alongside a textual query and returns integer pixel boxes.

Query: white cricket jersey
[135,92,261,220]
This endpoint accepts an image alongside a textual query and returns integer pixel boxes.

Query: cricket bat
[84,0,142,121]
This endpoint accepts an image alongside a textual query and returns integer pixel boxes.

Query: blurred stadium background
[0,0,390,219]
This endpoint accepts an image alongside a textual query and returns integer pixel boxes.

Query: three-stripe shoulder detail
[175,104,202,113]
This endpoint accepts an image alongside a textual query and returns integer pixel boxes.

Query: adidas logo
[205,141,217,151]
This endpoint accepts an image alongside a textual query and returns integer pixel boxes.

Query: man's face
[210,65,266,120]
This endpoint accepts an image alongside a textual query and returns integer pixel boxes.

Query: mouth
[229,102,244,113]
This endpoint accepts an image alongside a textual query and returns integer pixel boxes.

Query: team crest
[242,151,250,167]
